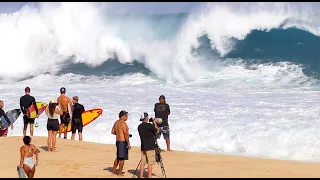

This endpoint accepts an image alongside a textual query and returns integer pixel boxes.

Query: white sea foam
[0,73,320,162]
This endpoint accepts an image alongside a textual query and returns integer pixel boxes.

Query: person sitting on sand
[71,96,85,141]
[45,99,63,152]
[111,110,131,176]
[0,100,14,137]
[19,136,39,178]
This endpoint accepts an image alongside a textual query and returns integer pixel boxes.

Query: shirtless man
[111,110,131,176]
[57,87,73,139]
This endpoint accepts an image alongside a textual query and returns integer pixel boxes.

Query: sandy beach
[0,136,320,178]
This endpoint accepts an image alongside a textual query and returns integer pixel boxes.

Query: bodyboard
[17,166,27,178]
[0,109,21,130]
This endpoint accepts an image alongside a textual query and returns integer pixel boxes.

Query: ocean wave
[1,2,320,87]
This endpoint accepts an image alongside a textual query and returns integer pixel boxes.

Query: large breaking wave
[1,2,320,87]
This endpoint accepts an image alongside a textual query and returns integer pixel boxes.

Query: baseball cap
[140,112,149,121]
[119,110,129,118]
[60,87,66,94]
[159,95,165,99]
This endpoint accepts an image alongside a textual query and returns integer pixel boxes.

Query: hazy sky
[0,2,203,14]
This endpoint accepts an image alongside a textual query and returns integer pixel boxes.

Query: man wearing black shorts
[57,87,73,139]
[154,95,171,151]
[20,87,38,136]
[71,96,85,141]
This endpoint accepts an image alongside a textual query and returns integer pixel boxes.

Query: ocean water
[1,2,320,162]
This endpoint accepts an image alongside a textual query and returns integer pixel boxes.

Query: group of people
[19,87,85,141]
[0,87,85,140]
[15,86,86,178]
[111,95,171,178]
[2,87,171,178]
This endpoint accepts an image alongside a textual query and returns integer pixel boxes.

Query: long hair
[49,103,57,117]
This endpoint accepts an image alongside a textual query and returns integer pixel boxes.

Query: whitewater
[2,2,320,162]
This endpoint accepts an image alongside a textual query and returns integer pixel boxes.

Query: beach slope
[0,136,320,178]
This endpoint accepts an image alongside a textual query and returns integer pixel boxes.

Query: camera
[149,118,162,125]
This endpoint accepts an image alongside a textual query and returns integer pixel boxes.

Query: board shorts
[23,115,35,125]
[116,141,128,160]
[141,150,156,165]
[47,119,59,131]
[60,112,70,127]
[0,128,8,136]
[71,118,83,134]
[157,126,170,140]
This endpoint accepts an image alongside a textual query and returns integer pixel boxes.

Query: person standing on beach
[45,99,63,152]
[138,112,159,178]
[71,96,85,141]
[19,136,39,178]
[20,87,38,136]
[111,110,131,176]
[0,100,14,137]
[154,95,172,151]
[57,87,73,139]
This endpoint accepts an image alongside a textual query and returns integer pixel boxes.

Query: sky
[0,2,203,14]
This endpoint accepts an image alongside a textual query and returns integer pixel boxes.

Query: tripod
[155,141,166,178]
[132,142,166,178]
[132,159,142,178]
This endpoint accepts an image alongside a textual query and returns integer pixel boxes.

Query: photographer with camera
[137,112,159,178]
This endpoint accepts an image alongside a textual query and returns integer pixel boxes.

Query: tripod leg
[159,159,166,178]
[132,159,142,178]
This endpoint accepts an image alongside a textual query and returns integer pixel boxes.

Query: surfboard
[17,166,27,178]
[26,102,48,119]
[0,109,21,130]
[60,108,103,133]
[68,103,72,121]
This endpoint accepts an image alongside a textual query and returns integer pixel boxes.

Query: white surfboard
[68,102,72,120]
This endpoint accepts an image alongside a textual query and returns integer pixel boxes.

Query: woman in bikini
[45,99,63,152]
[19,136,39,178]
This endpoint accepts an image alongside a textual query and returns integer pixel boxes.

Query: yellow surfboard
[27,102,48,119]
[61,108,103,133]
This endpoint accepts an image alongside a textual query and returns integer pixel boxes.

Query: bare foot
[167,149,173,152]
[117,172,124,177]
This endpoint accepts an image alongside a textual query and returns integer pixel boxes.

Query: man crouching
[138,112,159,178]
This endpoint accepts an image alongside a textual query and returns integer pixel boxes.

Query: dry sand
[1,136,320,178]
